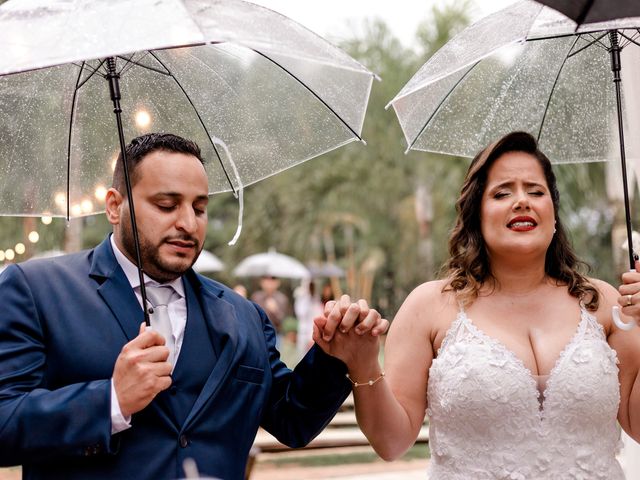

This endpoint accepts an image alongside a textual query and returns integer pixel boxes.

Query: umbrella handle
[613,266,637,331]
[612,306,635,331]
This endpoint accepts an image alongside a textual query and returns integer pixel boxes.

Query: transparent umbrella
[0,0,375,218]
[388,0,640,264]
[388,0,640,329]
[0,0,375,323]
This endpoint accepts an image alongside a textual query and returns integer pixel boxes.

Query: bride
[315,131,640,479]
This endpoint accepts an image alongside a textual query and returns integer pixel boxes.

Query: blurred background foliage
[0,0,628,319]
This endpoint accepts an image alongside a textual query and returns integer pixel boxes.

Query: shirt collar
[110,234,185,298]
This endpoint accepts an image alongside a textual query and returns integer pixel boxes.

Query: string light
[94,186,107,202]
[28,231,39,243]
[15,243,25,255]
[81,199,93,214]
[5,249,15,261]
[54,192,66,210]
[70,204,82,217]
[41,215,52,225]
[135,109,152,129]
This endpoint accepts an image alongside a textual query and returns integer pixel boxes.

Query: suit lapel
[182,274,240,431]
[90,237,144,341]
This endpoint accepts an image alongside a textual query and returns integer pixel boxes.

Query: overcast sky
[250,0,519,48]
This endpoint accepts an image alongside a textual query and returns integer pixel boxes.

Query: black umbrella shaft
[608,31,635,270]
[106,57,151,326]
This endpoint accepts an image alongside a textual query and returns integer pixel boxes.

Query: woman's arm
[341,282,444,460]
[596,277,640,442]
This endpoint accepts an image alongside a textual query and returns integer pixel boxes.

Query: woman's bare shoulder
[584,276,618,330]
[396,280,457,324]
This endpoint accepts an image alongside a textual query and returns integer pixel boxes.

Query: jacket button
[179,434,189,448]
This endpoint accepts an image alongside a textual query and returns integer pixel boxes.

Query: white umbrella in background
[31,250,66,259]
[233,249,310,279]
[306,261,345,278]
[193,250,225,273]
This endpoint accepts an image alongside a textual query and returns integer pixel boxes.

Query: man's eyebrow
[151,192,182,199]
[151,193,209,201]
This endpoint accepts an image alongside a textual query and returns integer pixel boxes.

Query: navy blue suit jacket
[0,237,350,479]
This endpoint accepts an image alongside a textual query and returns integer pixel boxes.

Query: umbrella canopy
[535,0,640,24]
[0,0,375,218]
[193,250,225,273]
[306,261,345,278]
[388,0,640,266]
[388,1,640,164]
[233,250,310,279]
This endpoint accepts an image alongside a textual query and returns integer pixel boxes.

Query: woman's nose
[513,192,530,211]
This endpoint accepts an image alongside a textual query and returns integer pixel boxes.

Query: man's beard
[120,221,201,283]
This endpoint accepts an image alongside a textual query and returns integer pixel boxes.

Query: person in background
[233,283,248,298]
[251,275,290,341]
[321,281,335,306]
[294,279,324,356]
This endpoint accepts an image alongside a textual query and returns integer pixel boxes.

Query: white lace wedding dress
[427,305,623,479]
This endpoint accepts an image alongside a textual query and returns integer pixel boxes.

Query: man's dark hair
[112,133,204,196]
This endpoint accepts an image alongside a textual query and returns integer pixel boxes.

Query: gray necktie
[146,285,177,366]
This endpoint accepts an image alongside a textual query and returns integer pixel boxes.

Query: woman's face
[480,151,555,261]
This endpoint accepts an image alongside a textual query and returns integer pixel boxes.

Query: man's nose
[176,206,197,232]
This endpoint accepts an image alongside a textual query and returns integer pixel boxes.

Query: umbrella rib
[147,51,237,196]
[251,50,363,142]
[118,52,152,76]
[618,31,640,48]
[75,59,107,91]
[567,33,608,58]
[536,36,580,143]
[406,60,481,152]
[116,54,171,77]
[66,61,86,220]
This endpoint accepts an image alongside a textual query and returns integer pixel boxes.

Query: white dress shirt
[109,235,188,434]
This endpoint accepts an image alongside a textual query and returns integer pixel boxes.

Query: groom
[0,133,387,479]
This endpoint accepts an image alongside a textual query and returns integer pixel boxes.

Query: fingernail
[323,335,332,342]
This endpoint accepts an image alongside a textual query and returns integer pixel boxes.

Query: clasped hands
[313,294,389,368]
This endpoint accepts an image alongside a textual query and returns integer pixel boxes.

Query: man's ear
[105,188,124,226]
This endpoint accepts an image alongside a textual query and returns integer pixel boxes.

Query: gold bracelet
[346,371,385,388]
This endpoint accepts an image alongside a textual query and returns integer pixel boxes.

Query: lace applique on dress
[426,306,622,480]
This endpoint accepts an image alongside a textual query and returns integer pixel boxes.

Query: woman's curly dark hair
[442,131,599,310]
